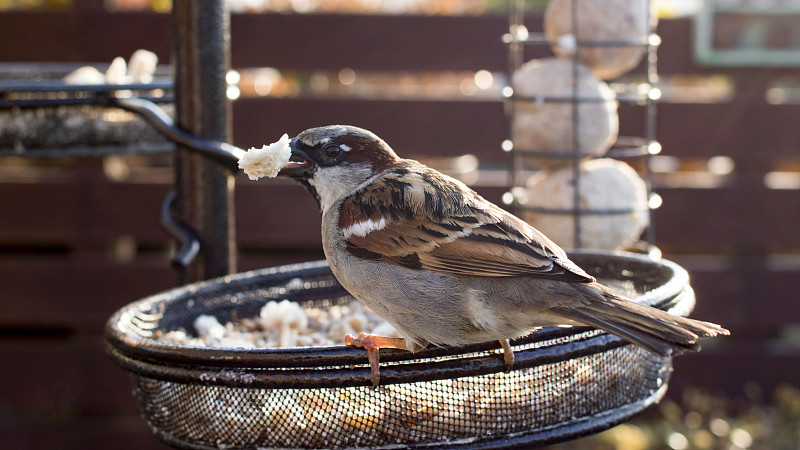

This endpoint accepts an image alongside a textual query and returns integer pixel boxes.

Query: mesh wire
[132,346,668,449]
[108,253,687,449]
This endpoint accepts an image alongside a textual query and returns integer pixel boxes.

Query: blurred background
[1,0,799,448]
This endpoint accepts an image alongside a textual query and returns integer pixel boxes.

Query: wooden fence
[1,6,799,448]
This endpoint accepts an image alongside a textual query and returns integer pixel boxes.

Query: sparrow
[278,125,729,386]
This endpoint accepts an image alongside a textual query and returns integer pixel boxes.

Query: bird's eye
[324,145,342,158]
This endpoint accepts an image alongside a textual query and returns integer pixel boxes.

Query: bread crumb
[238,133,292,180]
[105,57,128,85]
[157,299,400,349]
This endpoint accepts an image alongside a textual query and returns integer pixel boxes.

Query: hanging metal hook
[107,96,248,269]
[160,190,201,268]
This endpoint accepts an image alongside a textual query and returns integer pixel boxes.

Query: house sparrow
[278,125,729,386]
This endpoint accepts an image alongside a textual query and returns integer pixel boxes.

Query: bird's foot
[345,333,407,387]
[499,339,515,372]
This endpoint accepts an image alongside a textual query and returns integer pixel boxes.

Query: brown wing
[338,161,594,283]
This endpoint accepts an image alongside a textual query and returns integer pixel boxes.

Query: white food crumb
[63,49,159,85]
[219,337,256,349]
[194,314,226,341]
[348,313,368,333]
[63,66,106,85]
[259,299,308,331]
[158,329,188,344]
[238,133,292,180]
[105,56,129,85]
[156,297,400,349]
[127,49,159,83]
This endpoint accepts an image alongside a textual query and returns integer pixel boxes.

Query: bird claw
[344,332,367,348]
[345,333,407,387]
[345,333,381,386]
[499,339,515,372]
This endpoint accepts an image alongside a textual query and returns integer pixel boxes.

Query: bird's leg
[499,339,515,372]
[345,333,407,386]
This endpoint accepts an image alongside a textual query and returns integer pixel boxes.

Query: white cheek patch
[343,216,387,238]
[340,144,352,152]
[310,163,374,213]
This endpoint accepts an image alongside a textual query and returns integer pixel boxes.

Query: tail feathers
[554,285,730,357]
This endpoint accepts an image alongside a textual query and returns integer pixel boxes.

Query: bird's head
[279,125,401,211]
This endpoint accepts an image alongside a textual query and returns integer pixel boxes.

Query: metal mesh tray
[0,63,174,158]
[106,251,695,449]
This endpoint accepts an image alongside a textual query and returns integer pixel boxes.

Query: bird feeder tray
[0,63,174,158]
[106,251,694,449]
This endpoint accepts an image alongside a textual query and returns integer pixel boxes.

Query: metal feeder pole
[172,0,236,283]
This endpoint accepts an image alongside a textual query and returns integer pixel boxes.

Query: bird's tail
[552,283,729,356]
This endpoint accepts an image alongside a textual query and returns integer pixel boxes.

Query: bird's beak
[278,137,312,179]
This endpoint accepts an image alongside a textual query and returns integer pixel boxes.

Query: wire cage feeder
[107,251,694,449]
[100,1,702,448]
[502,0,661,254]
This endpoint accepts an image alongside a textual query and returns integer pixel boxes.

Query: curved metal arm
[160,190,201,268]
[109,97,245,171]
[109,97,249,270]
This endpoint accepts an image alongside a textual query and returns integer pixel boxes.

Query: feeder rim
[105,251,689,387]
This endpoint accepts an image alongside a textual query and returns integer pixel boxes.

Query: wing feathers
[339,161,594,283]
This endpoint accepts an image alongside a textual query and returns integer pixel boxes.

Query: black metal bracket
[108,97,244,171]
[106,96,245,269]
[160,191,201,268]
